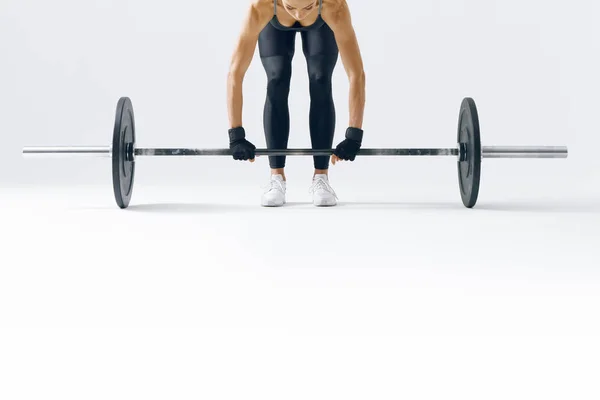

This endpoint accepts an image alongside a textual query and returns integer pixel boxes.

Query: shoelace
[309,177,338,199]
[262,179,285,194]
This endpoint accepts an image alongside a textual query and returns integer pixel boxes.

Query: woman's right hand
[229,127,256,162]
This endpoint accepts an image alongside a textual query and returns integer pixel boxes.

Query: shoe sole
[261,199,286,207]
[313,198,337,207]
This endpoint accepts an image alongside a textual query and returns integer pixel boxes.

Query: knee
[307,56,335,88]
[308,70,332,87]
[266,66,291,89]
[264,70,290,100]
[262,55,292,91]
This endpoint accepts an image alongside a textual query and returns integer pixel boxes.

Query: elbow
[227,69,244,85]
[349,70,366,86]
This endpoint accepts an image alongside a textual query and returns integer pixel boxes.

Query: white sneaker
[261,174,286,207]
[309,174,338,207]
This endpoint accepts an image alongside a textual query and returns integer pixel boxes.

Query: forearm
[227,72,244,129]
[348,72,366,129]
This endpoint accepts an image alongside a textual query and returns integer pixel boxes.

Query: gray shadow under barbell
[474,199,600,214]
[122,199,600,214]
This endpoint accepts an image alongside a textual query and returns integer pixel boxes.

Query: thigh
[301,23,339,58]
[258,23,297,59]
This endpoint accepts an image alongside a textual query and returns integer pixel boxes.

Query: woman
[227,0,366,206]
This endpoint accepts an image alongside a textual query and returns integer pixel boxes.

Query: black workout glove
[229,127,256,161]
[333,127,363,161]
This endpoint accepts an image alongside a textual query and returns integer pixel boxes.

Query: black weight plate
[457,97,481,208]
[112,97,136,209]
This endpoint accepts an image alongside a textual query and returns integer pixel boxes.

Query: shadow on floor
[126,203,257,213]
[336,201,463,210]
[345,200,600,214]
[474,200,600,214]
[122,199,600,214]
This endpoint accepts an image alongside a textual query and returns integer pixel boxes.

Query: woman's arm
[322,0,366,129]
[227,1,272,129]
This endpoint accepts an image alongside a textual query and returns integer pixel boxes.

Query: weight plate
[457,97,481,208]
[112,97,136,209]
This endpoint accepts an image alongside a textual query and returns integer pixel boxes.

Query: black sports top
[269,0,325,32]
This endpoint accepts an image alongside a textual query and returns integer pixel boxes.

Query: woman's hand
[332,127,363,165]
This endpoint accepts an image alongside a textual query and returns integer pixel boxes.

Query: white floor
[1,180,600,399]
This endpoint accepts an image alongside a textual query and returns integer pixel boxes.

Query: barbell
[22,96,568,209]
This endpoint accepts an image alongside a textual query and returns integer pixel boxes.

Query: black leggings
[258,22,339,170]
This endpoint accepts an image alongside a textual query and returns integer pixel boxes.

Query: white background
[1,1,600,399]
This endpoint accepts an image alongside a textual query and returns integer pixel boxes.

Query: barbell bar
[23,146,568,158]
[22,96,568,209]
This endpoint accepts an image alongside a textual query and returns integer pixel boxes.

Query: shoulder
[321,0,351,27]
[247,0,274,22]
[243,0,274,30]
